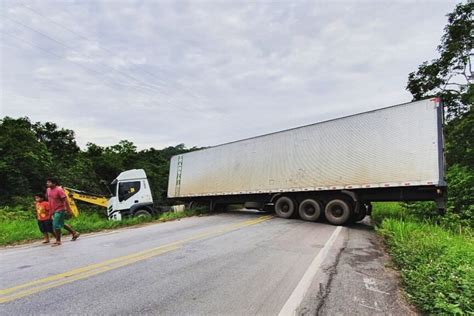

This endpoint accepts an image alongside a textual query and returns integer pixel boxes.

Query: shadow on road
[217,209,271,217]
[218,209,375,232]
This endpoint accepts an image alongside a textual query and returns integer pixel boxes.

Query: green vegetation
[0,118,206,244]
[372,203,473,314]
[405,1,473,226]
[365,6,473,312]
[370,202,408,226]
[0,118,203,205]
[0,206,208,246]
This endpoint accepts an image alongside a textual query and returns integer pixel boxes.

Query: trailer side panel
[168,99,443,198]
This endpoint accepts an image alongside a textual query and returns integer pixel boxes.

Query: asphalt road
[0,212,411,315]
[0,212,340,315]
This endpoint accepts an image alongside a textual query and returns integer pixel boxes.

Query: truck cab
[107,169,155,220]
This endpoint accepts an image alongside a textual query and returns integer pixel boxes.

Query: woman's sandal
[71,233,80,241]
[51,242,62,247]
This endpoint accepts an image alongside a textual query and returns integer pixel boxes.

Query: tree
[32,121,79,162]
[407,1,473,168]
[407,1,473,120]
[0,115,199,206]
[406,1,473,222]
[444,107,473,167]
[84,142,123,189]
[0,117,52,201]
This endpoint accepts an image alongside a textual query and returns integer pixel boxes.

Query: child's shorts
[38,220,53,234]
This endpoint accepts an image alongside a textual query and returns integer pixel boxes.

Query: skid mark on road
[0,215,272,304]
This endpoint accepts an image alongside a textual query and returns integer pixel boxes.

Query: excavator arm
[63,187,109,217]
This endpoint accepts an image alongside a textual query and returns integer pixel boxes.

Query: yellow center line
[0,244,180,304]
[0,215,272,304]
[1,215,270,296]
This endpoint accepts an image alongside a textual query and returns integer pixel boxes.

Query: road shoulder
[297,219,417,315]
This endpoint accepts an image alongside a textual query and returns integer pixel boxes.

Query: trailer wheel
[275,196,296,218]
[298,199,322,221]
[354,204,367,222]
[325,199,351,225]
[134,209,152,219]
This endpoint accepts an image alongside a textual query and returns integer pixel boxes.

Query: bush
[445,164,474,226]
[9,196,35,212]
[0,205,33,222]
[394,165,474,231]
[378,218,474,314]
[371,202,410,226]
[400,201,438,219]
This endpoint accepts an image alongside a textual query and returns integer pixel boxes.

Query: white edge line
[278,226,343,316]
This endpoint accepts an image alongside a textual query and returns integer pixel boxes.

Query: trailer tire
[298,199,322,221]
[275,196,296,218]
[325,199,351,225]
[134,209,152,219]
[354,205,367,222]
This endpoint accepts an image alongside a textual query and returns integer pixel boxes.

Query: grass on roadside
[0,208,208,246]
[370,202,411,226]
[372,202,474,315]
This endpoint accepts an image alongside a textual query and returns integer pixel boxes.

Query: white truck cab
[107,169,155,220]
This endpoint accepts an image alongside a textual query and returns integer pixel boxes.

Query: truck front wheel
[325,199,351,225]
[275,196,297,218]
[298,199,322,221]
[134,209,152,219]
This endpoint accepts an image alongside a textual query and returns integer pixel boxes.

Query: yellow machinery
[63,187,109,218]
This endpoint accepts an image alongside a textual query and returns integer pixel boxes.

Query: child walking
[34,193,53,244]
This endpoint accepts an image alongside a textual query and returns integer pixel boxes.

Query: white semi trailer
[167,98,446,225]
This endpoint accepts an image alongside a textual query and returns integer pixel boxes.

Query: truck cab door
[117,180,142,212]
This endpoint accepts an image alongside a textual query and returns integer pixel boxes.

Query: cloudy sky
[0,0,458,149]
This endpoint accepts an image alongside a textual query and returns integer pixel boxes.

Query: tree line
[0,118,199,205]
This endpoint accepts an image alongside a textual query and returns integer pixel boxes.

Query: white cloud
[0,0,458,149]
